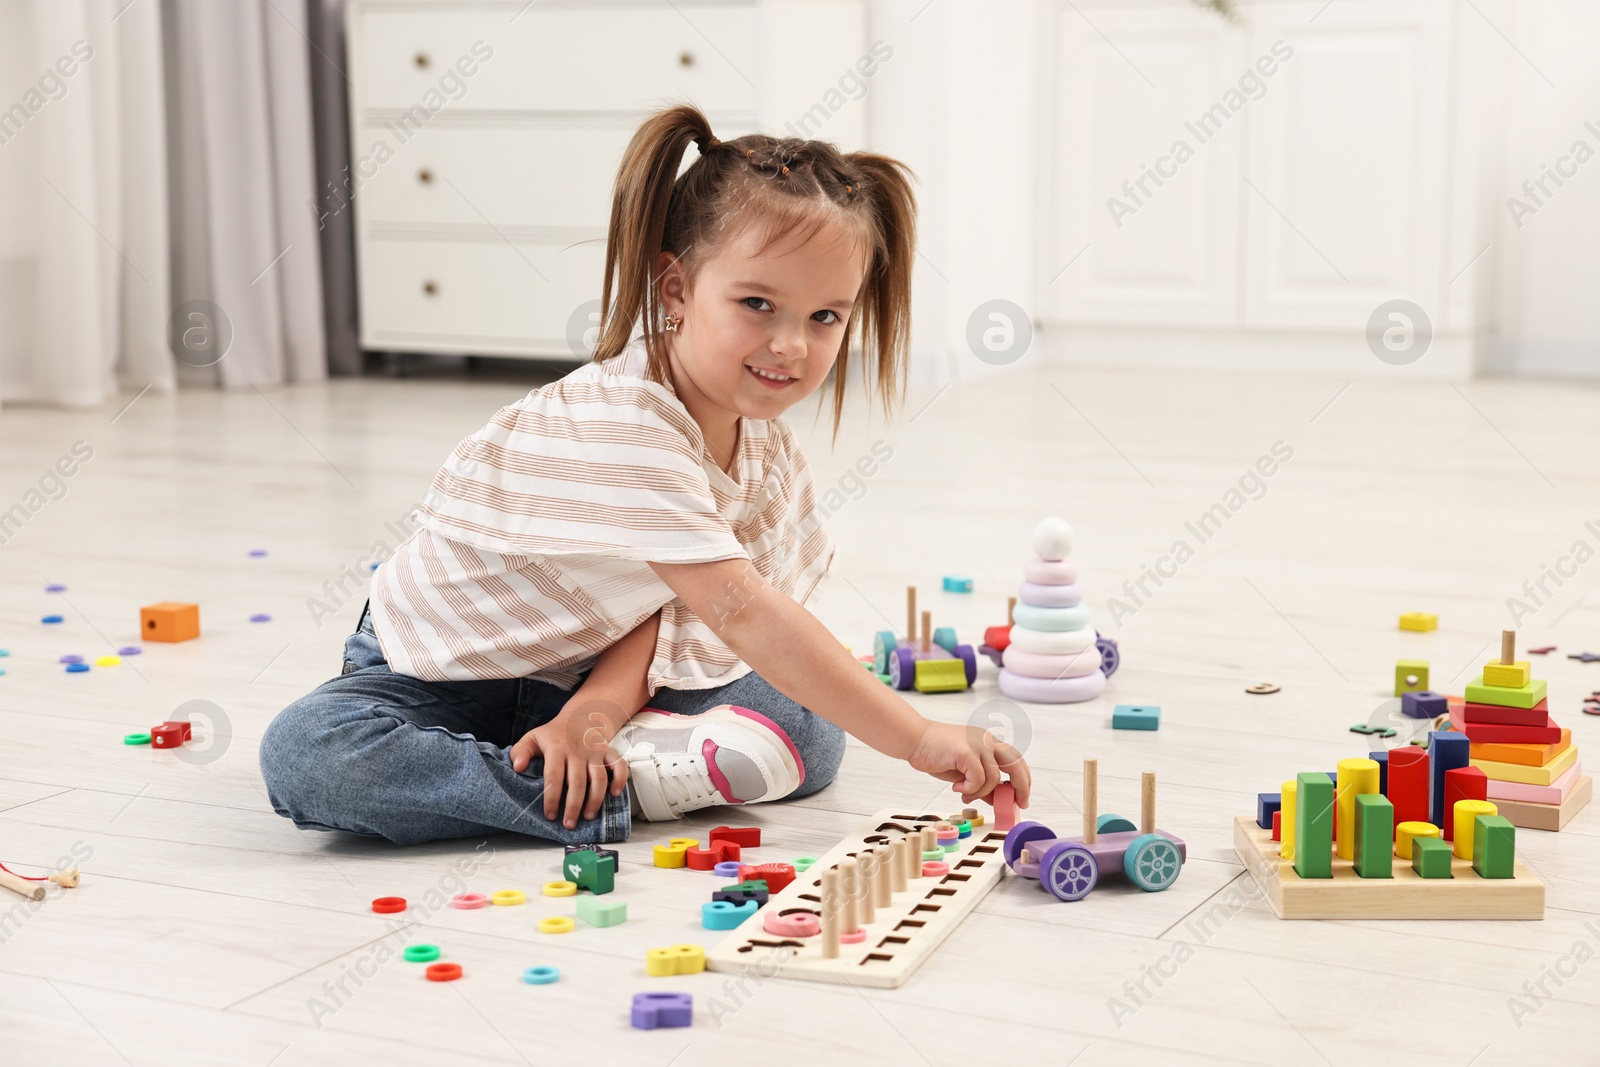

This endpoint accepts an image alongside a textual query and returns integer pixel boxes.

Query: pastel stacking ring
[542,881,577,897]
[1022,558,1078,585]
[491,889,527,906]
[1011,602,1092,633]
[840,928,867,944]
[450,892,489,909]
[998,668,1106,704]
[1007,625,1096,656]
[523,966,560,984]
[922,861,951,877]
[539,916,575,934]
[1016,581,1083,607]
[403,945,441,963]
[712,861,742,878]
[1001,645,1101,680]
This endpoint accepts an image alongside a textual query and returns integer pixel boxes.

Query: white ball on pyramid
[1032,517,1074,562]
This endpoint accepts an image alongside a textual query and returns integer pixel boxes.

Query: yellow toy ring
[539,916,575,934]
[491,889,527,906]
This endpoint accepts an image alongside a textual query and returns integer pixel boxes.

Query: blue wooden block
[1401,690,1447,720]
[1368,750,1390,795]
[1112,704,1160,731]
[942,575,974,593]
[1256,793,1281,830]
[1427,730,1470,827]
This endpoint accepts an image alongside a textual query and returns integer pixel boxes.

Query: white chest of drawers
[344,0,869,361]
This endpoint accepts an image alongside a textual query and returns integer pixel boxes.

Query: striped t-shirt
[367,336,836,693]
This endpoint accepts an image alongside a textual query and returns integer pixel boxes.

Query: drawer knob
[679,51,695,68]
[422,280,439,296]
[418,168,434,184]
[414,52,430,69]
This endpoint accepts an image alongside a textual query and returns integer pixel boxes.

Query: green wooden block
[913,658,969,693]
[1353,793,1394,879]
[1463,675,1548,710]
[1112,705,1161,731]
[1394,659,1430,697]
[1412,836,1453,878]
[1472,815,1516,879]
[1293,772,1334,879]
[720,881,767,895]
[563,849,616,894]
[575,896,627,927]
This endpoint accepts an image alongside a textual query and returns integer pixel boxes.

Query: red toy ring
[371,896,407,914]
[425,962,462,982]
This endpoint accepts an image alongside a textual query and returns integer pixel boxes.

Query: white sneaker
[613,704,804,822]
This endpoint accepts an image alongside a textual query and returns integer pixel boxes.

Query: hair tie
[704,135,720,150]
[780,165,789,176]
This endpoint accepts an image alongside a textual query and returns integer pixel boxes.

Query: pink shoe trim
[730,705,806,787]
[702,738,743,803]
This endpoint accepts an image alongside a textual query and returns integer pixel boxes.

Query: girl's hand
[509,702,630,830]
[907,722,1032,807]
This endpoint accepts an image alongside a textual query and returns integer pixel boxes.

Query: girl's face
[658,218,868,431]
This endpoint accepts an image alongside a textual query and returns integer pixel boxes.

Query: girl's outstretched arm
[650,558,1031,806]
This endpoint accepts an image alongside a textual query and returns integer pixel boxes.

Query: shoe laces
[626,744,717,811]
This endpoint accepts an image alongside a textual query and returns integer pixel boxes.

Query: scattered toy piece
[1246,683,1280,695]
[942,576,973,593]
[424,963,462,982]
[701,899,757,929]
[792,857,817,873]
[59,654,83,664]
[1568,652,1600,663]
[403,945,441,963]
[139,602,200,643]
[45,584,66,593]
[576,896,627,927]
[564,849,616,893]
[709,826,760,848]
[41,615,63,624]
[450,893,488,909]
[631,991,692,1030]
[493,889,528,906]
[65,663,89,674]
[123,732,151,745]
[711,861,741,878]
[248,549,268,558]
[94,655,120,667]
[1398,612,1437,632]
[1112,704,1160,731]
[538,916,575,934]
[1394,659,1430,696]
[249,613,272,623]
[1528,646,1556,655]
[645,944,705,976]
[117,646,141,656]
[371,896,406,914]
[523,966,559,984]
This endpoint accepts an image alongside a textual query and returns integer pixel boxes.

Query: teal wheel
[872,630,898,674]
[1123,833,1182,892]
[932,626,958,654]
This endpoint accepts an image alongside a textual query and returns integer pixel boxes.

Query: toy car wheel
[1123,833,1182,892]
[872,630,898,675]
[932,626,958,654]
[1040,842,1099,901]
[954,644,978,686]
[888,647,917,691]
[1097,813,1137,834]
[1096,633,1120,678]
[1002,821,1057,871]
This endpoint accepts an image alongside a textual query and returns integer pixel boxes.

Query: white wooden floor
[2,356,1598,1066]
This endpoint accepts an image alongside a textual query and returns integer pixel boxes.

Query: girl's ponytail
[835,152,916,433]
[594,104,716,381]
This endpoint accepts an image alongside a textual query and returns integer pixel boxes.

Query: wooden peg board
[1233,817,1544,920]
[705,809,1009,988]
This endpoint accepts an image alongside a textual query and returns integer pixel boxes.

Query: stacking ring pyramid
[997,517,1107,704]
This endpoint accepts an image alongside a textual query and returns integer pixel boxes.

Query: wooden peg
[858,851,877,925]
[1501,629,1516,665]
[0,869,45,901]
[920,610,931,653]
[872,848,892,908]
[839,857,860,935]
[48,868,79,889]
[890,839,909,893]
[1006,596,1016,627]
[909,834,924,879]
[906,586,917,643]
[1142,771,1156,836]
[1083,759,1098,844]
[820,868,840,958]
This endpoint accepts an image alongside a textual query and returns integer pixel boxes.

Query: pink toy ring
[450,892,489,909]
[763,909,821,937]
[998,668,1106,704]
[922,861,951,877]
[840,928,867,943]
[1001,645,1101,680]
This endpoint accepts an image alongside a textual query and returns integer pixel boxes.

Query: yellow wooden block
[1398,612,1437,632]
[653,841,691,868]
[646,944,705,976]
[1482,660,1531,688]
[1335,758,1381,862]
[1394,821,1439,860]
[1472,744,1579,786]
[1452,800,1497,860]
[1279,779,1298,861]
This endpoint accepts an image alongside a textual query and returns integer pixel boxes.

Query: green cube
[564,849,616,895]
[1353,793,1394,879]
[1293,772,1334,879]
[1394,660,1430,697]
[1411,837,1453,878]
[1472,815,1516,879]
[575,896,627,927]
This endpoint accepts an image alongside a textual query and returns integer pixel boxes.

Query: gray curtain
[305,0,361,375]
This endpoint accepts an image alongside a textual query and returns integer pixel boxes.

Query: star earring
[664,312,682,333]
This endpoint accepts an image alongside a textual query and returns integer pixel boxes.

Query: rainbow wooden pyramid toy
[979,517,1114,703]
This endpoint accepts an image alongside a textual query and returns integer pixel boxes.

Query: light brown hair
[594,103,917,435]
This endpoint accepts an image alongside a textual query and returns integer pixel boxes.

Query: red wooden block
[714,841,740,863]
[163,720,194,742]
[1441,766,1489,841]
[983,625,1012,652]
[685,846,719,870]
[1458,700,1550,727]
[1388,747,1430,827]
[737,863,795,893]
[709,826,760,849]
[1271,809,1282,841]
[992,781,1017,832]
[1455,718,1560,743]
[151,723,187,748]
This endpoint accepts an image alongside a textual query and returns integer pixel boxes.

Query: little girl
[260,104,1030,847]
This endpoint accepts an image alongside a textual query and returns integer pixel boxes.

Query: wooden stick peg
[1141,771,1156,836]
[1083,758,1098,844]
[1501,629,1516,666]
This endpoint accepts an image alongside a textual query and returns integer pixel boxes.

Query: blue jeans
[258,602,845,846]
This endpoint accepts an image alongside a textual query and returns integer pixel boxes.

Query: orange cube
[140,602,199,642]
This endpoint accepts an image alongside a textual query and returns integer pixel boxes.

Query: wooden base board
[1491,775,1592,831]
[1232,817,1544,920]
[705,809,1009,989]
